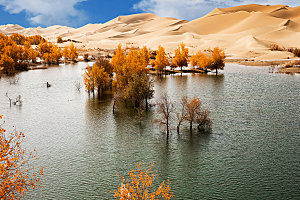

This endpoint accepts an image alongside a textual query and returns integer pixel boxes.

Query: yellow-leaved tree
[113,163,173,200]
[208,47,226,76]
[111,44,126,72]
[173,42,189,71]
[0,54,15,73]
[83,63,110,98]
[111,45,153,110]
[0,114,44,199]
[68,43,78,61]
[155,45,169,74]
[190,51,212,69]
[138,46,150,68]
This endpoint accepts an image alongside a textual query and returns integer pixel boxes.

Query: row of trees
[151,43,225,75]
[0,33,78,73]
[38,41,78,64]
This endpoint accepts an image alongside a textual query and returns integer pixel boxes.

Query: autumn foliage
[173,42,188,71]
[0,115,44,199]
[0,33,45,72]
[113,163,173,200]
[190,47,226,75]
[154,45,169,74]
[38,41,62,64]
[83,62,111,97]
[110,45,153,108]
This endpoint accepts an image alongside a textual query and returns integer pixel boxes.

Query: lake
[0,63,299,199]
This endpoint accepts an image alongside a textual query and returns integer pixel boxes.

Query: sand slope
[1,4,300,60]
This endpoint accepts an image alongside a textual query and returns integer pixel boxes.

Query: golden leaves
[113,163,173,200]
[0,115,44,199]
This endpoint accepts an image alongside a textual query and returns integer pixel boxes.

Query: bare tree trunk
[166,119,169,138]
[216,68,218,76]
[190,121,193,133]
[145,96,148,111]
[113,100,116,114]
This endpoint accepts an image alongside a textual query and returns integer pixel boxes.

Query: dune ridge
[1,4,300,60]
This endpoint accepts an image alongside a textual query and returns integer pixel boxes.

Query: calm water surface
[0,63,299,199]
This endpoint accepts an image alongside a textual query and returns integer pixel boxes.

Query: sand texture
[1,4,300,60]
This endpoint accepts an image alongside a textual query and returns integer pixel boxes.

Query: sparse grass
[270,44,300,57]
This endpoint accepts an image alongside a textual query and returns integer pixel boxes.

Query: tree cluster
[83,57,113,98]
[150,43,225,75]
[111,45,153,109]
[190,47,226,75]
[62,43,79,61]
[38,42,78,64]
[0,33,43,72]
[0,33,78,72]
[156,94,211,137]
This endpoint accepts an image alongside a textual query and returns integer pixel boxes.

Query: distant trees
[68,43,79,61]
[113,163,173,200]
[38,41,62,64]
[60,43,79,62]
[190,51,212,69]
[190,47,226,75]
[57,36,63,43]
[0,33,46,72]
[0,32,79,71]
[173,42,189,71]
[209,47,226,75]
[154,45,169,74]
[0,114,44,199]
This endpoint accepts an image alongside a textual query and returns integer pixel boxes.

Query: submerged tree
[111,45,153,110]
[155,94,174,138]
[182,96,211,133]
[184,97,202,131]
[0,115,44,199]
[113,163,173,200]
[176,97,187,134]
[83,63,110,98]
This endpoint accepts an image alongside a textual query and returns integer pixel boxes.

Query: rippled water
[0,63,299,199]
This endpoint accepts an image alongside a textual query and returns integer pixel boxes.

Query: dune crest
[1,4,300,60]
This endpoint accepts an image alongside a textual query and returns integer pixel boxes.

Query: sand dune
[1,4,300,60]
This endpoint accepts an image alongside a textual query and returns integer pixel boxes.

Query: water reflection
[0,63,299,199]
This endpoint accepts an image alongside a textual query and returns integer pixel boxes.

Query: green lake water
[0,63,299,199]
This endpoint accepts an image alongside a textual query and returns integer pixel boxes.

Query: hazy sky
[0,0,298,27]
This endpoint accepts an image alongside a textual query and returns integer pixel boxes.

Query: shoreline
[1,54,300,75]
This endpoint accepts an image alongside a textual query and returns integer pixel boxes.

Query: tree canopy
[0,115,44,199]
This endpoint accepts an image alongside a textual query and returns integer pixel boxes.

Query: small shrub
[270,44,285,51]
[57,36,63,43]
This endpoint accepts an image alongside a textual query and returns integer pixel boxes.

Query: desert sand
[1,4,300,61]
